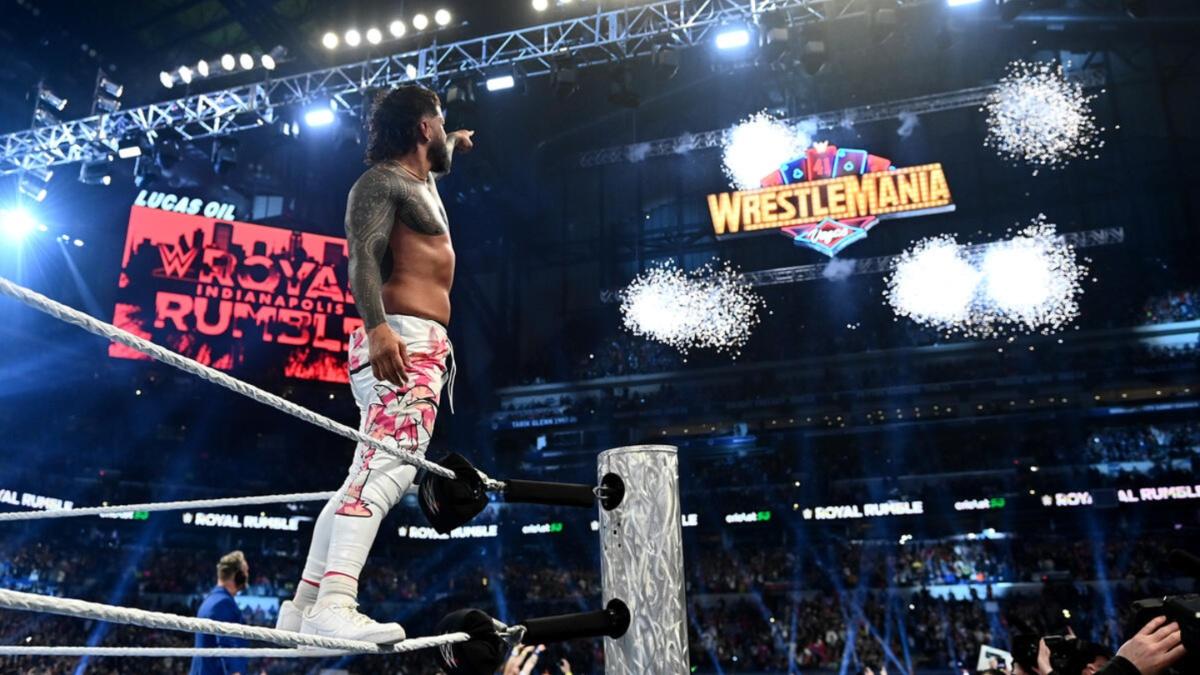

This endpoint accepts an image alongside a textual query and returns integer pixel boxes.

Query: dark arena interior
[1,1,1198,674]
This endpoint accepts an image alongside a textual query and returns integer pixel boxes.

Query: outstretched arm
[436,130,474,178]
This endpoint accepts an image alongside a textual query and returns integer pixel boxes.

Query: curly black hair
[365,84,441,165]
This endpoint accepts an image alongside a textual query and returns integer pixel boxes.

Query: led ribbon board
[111,205,360,383]
[707,143,955,256]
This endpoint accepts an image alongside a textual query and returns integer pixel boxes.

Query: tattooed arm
[345,165,412,384]
[345,165,400,330]
[436,129,475,179]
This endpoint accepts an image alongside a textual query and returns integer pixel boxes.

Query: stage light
[1,208,38,243]
[212,137,239,174]
[263,45,286,70]
[405,63,418,80]
[134,155,160,188]
[651,45,680,81]
[345,29,361,47]
[261,54,276,70]
[178,65,193,84]
[98,76,123,98]
[715,27,751,50]
[304,102,336,127]
[155,136,182,169]
[95,94,120,113]
[322,32,339,49]
[444,79,476,108]
[801,36,827,75]
[533,0,549,10]
[159,71,175,88]
[221,53,236,71]
[116,133,147,159]
[25,166,52,183]
[18,177,47,202]
[196,59,210,77]
[486,74,515,91]
[389,20,406,37]
[435,9,452,26]
[413,13,429,31]
[38,87,68,111]
[79,157,113,186]
[870,7,898,43]
[551,59,579,99]
[238,53,253,70]
[33,107,60,125]
[366,27,382,44]
[73,238,84,247]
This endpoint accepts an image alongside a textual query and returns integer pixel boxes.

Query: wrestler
[275,83,473,642]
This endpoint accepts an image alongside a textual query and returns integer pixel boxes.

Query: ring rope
[0,588,479,654]
[0,491,337,522]
[0,646,353,658]
[0,276,502,491]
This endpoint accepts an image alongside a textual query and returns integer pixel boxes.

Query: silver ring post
[597,445,688,674]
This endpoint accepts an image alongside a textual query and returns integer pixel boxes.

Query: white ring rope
[0,276,503,491]
[0,588,476,654]
[0,646,352,658]
[0,491,337,522]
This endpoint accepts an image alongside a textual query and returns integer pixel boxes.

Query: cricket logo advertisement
[111,205,361,383]
[707,141,955,256]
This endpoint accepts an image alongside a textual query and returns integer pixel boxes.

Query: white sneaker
[275,600,303,632]
[301,599,406,644]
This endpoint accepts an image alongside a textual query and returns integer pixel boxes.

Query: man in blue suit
[189,550,250,675]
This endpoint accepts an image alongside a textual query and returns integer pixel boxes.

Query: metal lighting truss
[1,0,909,177]
[579,68,1107,166]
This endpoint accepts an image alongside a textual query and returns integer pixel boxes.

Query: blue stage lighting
[304,103,335,127]
[715,27,751,50]
[486,74,515,91]
[1,208,39,244]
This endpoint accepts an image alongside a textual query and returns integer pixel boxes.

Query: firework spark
[983,60,1103,171]
[886,216,1087,338]
[721,112,809,190]
[620,260,765,356]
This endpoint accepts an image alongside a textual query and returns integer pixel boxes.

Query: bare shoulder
[349,163,410,202]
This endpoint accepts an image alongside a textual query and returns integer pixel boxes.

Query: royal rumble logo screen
[110,205,361,383]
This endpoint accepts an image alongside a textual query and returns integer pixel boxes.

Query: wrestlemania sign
[706,141,955,256]
[110,204,360,383]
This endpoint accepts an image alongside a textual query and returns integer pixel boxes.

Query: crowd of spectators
[1141,287,1200,324]
[691,536,1186,595]
[1082,422,1200,464]
[0,530,1193,673]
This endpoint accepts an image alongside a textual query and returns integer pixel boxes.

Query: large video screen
[110,205,361,383]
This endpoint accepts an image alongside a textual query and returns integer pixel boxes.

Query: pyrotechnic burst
[721,112,809,190]
[886,235,980,331]
[983,60,1103,172]
[886,216,1087,338]
[620,260,765,356]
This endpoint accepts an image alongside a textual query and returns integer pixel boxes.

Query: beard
[429,137,451,174]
